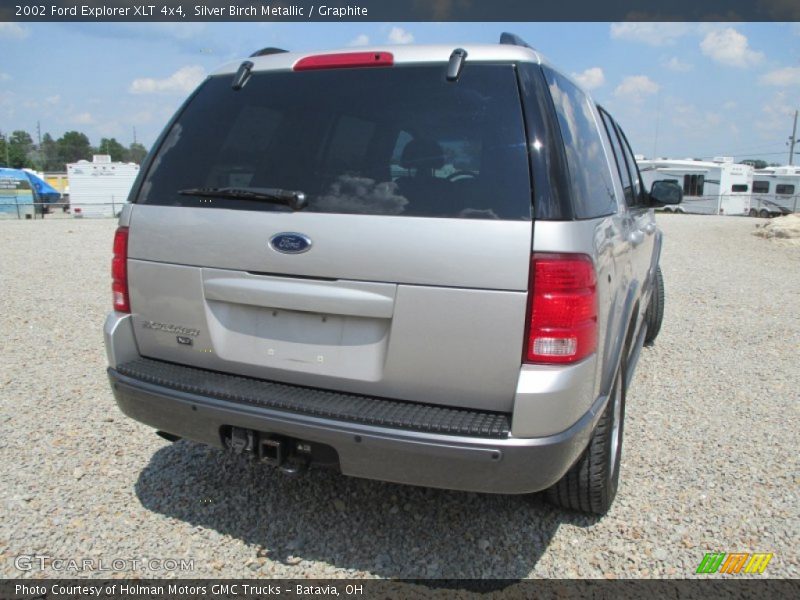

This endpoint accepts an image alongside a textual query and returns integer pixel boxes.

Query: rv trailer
[751,166,800,217]
[637,157,752,215]
[66,155,139,218]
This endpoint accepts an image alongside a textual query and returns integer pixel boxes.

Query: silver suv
[104,34,680,515]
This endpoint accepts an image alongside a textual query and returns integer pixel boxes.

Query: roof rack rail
[250,47,289,57]
[499,32,535,51]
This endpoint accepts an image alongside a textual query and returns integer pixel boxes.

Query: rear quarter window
[543,67,617,219]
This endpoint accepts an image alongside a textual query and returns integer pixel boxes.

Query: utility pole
[789,110,798,166]
[36,121,42,171]
[133,126,137,144]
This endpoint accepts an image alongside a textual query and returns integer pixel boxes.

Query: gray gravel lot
[0,214,798,579]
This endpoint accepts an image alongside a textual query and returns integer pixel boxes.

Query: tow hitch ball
[225,427,308,475]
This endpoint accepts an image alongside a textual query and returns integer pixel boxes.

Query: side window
[683,174,705,196]
[776,184,795,195]
[612,120,646,206]
[753,181,769,193]
[732,184,748,192]
[598,108,631,208]
[544,68,616,218]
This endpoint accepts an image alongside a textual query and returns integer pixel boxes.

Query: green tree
[126,142,148,164]
[8,130,34,169]
[741,159,767,169]
[98,137,127,162]
[56,131,92,165]
[0,131,8,167]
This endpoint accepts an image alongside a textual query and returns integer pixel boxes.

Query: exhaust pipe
[156,431,181,443]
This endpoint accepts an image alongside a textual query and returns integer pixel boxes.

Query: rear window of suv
[137,64,532,220]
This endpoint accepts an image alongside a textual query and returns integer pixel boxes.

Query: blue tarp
[24,170,61,203]
[0,168,61,203]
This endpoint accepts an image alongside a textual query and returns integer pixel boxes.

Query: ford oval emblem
[269,232,312,254]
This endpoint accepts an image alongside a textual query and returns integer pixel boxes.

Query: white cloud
[129,66,206,95]
[610,22,692,46]
[571,67,605,90]
[760,66,800,87]
[614,76,660,102]
[0,72,10,82]
[700,28,764,68]
[0,22,29,40]
[45,95,60,105]
[387,27,414,44]
[663,57,693,72]
[722,101,737,110]
[72,112,94,125]
[757,91,796,135]
[348,34,370,47]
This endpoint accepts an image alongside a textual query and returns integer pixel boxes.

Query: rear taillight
[524,253,597,364]
[293,52,394,71]
[112,226,130,313]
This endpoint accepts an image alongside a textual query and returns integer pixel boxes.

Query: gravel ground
[0,214,797,580]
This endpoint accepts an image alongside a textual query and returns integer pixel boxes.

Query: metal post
[15,195,19,219]
[790,110,798,166]
[111,195,115,217]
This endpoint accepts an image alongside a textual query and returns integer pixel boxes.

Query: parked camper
[637,157,752,215]
[67,155,139,218]
[751,166,800,217]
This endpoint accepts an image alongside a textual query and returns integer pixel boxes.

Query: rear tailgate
[126,60,533,412]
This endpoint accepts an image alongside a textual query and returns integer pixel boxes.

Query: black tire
[545,365,626,515]
[644,266,665,345]
[759,209,769,218]
[749,208,758,217]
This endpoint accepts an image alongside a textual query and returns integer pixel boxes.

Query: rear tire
[749,208,758,217]
[545,365,626,515]
[759,209,769,218]
[644,266,665,345]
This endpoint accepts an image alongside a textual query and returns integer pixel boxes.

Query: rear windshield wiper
[178,187,307,211]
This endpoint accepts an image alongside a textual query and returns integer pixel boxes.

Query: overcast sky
[1,21,799,163]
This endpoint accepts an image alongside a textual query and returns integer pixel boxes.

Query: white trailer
[751,166,800,217]
[637,157,753,215]
[67,155,140,218]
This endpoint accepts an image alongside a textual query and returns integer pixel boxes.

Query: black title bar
[3,0,800,22]
[2,579,800,600]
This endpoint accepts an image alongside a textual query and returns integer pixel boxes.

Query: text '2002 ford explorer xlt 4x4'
[105,34,682,515]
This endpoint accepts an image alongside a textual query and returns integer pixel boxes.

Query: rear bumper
[108,361,605,495]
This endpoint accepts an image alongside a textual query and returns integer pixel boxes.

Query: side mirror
[649,180,683,206]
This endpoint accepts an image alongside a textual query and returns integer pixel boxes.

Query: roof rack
[499,32,535,50]
[250,47,289,57]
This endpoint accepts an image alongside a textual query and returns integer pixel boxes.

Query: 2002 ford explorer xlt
[104,34,682,515]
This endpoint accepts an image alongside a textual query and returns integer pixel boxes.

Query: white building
[636,157,753,215]
[67,155,140,218]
